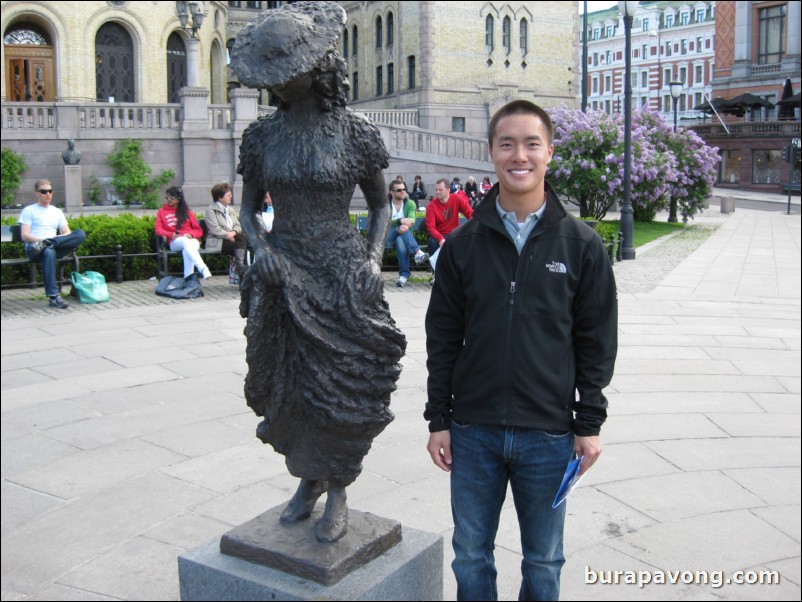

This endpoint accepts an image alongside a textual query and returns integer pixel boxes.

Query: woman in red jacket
[155,186,211,279]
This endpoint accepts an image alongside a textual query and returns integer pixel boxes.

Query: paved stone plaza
[2,196,800,600]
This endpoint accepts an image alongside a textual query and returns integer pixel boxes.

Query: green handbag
[70,271,110,304]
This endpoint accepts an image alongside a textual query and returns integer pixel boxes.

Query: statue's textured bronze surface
[231,1,405,546]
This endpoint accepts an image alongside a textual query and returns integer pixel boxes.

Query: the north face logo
[546,261,567,273]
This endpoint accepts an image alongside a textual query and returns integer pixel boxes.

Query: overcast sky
[580,1,618,14]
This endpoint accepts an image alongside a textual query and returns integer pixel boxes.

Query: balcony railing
[80,104,181,130]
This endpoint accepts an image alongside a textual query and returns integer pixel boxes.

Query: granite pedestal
[179,507,443,601]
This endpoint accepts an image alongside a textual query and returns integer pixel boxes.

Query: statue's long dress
[238,108,406,486]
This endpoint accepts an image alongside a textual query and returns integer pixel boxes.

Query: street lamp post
[619,0,638,260]
[668,80,683,223]
[176,1,206,87]
[582,1,589,112]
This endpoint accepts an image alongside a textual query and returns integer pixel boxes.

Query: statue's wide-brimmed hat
[231,1,346,89]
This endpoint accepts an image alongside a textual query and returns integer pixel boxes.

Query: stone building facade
[338,1,579,137]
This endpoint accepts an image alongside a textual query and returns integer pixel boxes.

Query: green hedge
[1,213,232,287]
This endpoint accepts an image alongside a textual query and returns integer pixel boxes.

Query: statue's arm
[360,169,391,269]
[240,181,267,251]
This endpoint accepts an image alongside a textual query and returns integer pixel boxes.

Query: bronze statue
[62,139,81,165]
[232,1,405,543]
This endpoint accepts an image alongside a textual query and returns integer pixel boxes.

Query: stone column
[230,87,260,203]
[187,37,201,88]
[179,87,212,207]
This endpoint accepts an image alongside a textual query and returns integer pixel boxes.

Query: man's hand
[575,435,602,477]
[439,238,446,247]
[427,431,452,472]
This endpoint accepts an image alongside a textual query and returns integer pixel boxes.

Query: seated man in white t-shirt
[18,179,87,309]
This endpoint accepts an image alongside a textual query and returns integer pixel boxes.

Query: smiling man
[424,100,618,601]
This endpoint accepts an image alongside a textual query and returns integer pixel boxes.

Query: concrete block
[179,525,443,601]
[720,196,735,214]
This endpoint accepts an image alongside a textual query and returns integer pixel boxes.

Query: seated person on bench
[388,180,429,288]
[18,179,86,309]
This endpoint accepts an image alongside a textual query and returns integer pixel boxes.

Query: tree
[547,106,675,221]
[633,110,720,222]
[1,148,28,208]
[107,139,174,209]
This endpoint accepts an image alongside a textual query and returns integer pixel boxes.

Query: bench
[1,224,80,291]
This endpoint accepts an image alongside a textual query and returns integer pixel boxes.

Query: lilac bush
[547,106,718,222]
[634,110,720,221]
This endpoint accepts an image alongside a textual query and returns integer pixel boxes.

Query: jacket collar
[475,181,565,234]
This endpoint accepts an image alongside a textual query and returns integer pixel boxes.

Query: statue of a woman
[232,1,405,543]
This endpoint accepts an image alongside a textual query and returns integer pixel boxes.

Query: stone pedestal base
[63,165,82,213]
[178,524,442,601]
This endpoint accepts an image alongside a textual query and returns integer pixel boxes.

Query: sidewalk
[1,205,800,600]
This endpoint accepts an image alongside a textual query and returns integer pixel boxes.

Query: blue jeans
[24,229,87,297]
[386,228,420,279]
[450,421,575,601]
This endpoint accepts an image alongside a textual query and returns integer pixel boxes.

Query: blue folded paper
[552,456,584,509]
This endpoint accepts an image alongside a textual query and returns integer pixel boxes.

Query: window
[664,41,672,57]
[520,18,528,54]
[376,16,383,48]
[352,26,358,57]
[695,65,703,84]
[592,77,598,94]
[606,25,614,37]
[631,72,638,88]
[343,30,349,59]
[408,56,416,89]
[680,13,689,26]
[681,39,687,54]
[758,5,786,65]
[502,16,511,54]
[665,14,674,27]
[604,74,611,92]
[642,44,648,58]
[485,15,494,51]
[664,68,672,85]
[641,71,648,87]
[720,149,740,184]
[663,95,670,111]
[697,37,703,53]
[593,52,598,66]
[352,72,358,100]
[593,28,600,40]
[388,63,394,94]
[679,66,686,83]
[642,18,650,32]
[452,117,465,132]
[696,9,705,23]
[387,12,394,46]
[376,66,382,96]
[226,39,234,65]
[752,150,782,184]
[605,50,611,64]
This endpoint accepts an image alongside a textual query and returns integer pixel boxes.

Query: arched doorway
[166,32,187,103]
[3,22,56,102]
[95,22,135,102]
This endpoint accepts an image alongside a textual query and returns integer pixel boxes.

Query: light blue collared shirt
[495,198,546,255]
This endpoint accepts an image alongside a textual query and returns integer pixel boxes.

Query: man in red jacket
[425,178,473,256]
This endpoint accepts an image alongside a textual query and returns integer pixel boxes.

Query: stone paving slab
[2,208,800,601]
